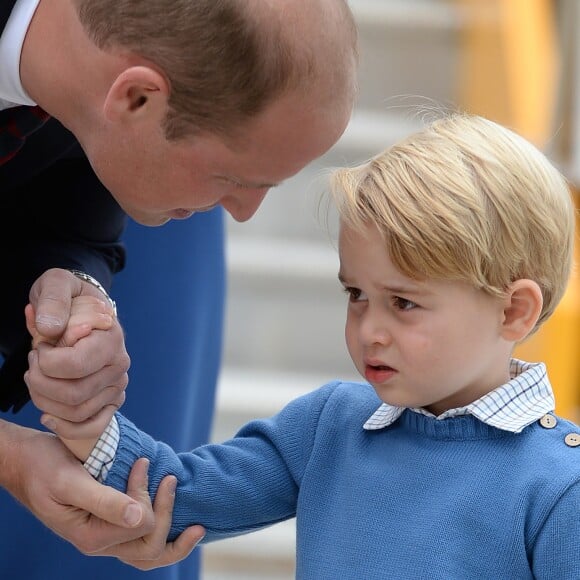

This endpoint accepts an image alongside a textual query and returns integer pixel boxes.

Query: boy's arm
[26,298,207,568]
[531,480,580,577]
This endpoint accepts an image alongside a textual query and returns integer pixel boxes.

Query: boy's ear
[103,65,170,123]
[500,279,543,342]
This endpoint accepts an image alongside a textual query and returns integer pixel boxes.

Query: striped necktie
[0,105,50,165]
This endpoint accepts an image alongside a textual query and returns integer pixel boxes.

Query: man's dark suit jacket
[0,1,127,411]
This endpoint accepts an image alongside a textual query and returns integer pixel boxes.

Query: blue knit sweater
[107,381,580,579]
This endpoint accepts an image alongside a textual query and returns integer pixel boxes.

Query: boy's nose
[359,310,392,347]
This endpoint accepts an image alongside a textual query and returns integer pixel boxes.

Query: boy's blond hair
[330,113,576,330]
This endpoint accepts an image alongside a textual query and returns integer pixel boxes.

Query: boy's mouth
[364,364,397,383]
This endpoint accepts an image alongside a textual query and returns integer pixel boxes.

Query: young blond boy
[31,113,580,578]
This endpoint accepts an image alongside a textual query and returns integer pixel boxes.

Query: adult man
[0,0,358,578]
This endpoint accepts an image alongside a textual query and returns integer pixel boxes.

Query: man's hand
[24,297,119,450]
[29,268,113,341]
[0,420,153,553]
[26,296,115,350]
[25,268,130,439]
[94,459,206,569]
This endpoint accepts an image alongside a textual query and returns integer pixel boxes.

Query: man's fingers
[40,401,123,439]
[26,351,128,412]
[106,472,175,560]
[52,470,156,554]
[161,525,205,564]
[125,458,152,504]
[29,268,79,338]
[3,425,155,555]
[24,303,37,337]
[32,383,126,423]
[73,477,146,530]
[31,324,130,380]
[119,526,206,571]
[145,473,177,547]
[26,372,127,423]
[92,471,205,569]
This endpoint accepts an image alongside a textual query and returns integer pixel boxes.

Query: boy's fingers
[26,297,112,349]
[60,297,113,346]
[60,323,93,346]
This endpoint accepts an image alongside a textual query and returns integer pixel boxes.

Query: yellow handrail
[457,0,558,147]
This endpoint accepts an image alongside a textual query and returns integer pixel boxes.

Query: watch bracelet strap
[69,269,117,316]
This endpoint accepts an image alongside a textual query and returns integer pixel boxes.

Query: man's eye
[233,181,271,192]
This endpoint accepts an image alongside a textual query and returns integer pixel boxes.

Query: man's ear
[500,279,543,342]
[103,66,170,123]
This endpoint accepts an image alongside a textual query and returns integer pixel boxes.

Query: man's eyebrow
[245,180,279,189]
[218,175,280,189]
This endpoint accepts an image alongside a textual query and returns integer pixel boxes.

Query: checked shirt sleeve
[83,415,120,483]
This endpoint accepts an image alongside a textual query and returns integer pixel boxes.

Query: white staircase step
[212,368,359,444]
[226,236,338,280]
[204,368,361,579]
[339,109,427,156]
[203,519,295,580]
[352,0,471,30]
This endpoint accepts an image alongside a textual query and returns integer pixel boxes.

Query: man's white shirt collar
[0,0,41,109]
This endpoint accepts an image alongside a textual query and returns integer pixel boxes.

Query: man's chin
[144,217,171,227]
[127,211,171,227]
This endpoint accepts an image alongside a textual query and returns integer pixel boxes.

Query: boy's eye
[343,286,365,302]
[392,296,416,311]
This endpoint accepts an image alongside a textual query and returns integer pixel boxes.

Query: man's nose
[222,189,269,222]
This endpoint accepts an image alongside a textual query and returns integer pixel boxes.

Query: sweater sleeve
[530,479,580,578]
[105,382,341,542]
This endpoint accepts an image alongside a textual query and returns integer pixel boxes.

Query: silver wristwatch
[69,270,117,316]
